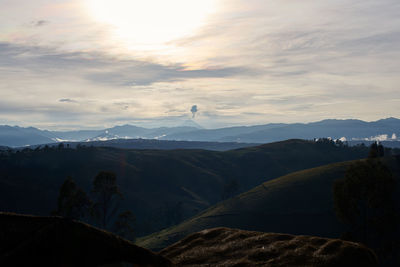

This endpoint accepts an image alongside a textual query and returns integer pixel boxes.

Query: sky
[0,0,399,130]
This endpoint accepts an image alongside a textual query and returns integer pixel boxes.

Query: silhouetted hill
[0,139,369,236]
[161,227,378,267]
[137,156,400,251]
[0,212,171,266]
[25,138,259,151]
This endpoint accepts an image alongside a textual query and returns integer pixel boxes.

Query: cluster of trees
[333,142,399,265]
[314,137,348,147]
[1,142,94,155]
[52,171,136,241]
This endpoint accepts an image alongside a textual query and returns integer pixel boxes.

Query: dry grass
[160,227,378,267]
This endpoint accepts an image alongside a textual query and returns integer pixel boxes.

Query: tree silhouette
[333,158,397,263]
[57,143,65,150]
[52,177,91,220]
[53,172,137,240]
[114,210,136,241]
[368,142,384,159]
[91,171,123,228]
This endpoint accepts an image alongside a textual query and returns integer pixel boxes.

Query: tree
[368,142,384,158]
[52,177,91,220]
[91,171,123,229]
[113,210,136,241]
[57,143,65,150]
[333,158,397,262]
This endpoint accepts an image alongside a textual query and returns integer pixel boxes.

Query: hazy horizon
[1,116,399,132]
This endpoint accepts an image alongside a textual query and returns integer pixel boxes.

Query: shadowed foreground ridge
[0,212,172,267]
[160,227,378,267]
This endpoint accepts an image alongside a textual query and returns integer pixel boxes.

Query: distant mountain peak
[376,117,399,122]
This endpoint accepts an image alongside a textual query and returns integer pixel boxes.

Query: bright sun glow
[86,0,217,49]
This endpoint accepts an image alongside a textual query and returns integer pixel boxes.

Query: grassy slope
[0,139,368,235]
[160,227,378,267]
[137,156,400,251]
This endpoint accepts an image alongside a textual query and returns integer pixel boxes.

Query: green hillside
[137,155,400,251]
[0,139,369,235]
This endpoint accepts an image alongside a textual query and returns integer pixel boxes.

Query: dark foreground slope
[161,227,378,267]
[0,139,368,235]
[138,156,400,251]
[0,212,171,267]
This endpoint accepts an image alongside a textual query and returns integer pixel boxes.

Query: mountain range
[1,118,400,148]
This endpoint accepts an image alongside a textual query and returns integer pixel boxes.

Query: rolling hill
[137,155,400,251]
[25,138,259,151]
[0,139,370,236]
[160,227,378,267]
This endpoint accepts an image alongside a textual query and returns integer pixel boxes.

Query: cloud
[59,98,77,103]
[0,42,253,87]
[31,20,49,27]
[173,0,400,76]
[85,64,251,86]
[0,0,400,129]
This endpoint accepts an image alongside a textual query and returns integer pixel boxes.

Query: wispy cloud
[59,98,77,103]
[31,20,49,27]
[0,0,399,129]
[0,42,252,86]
